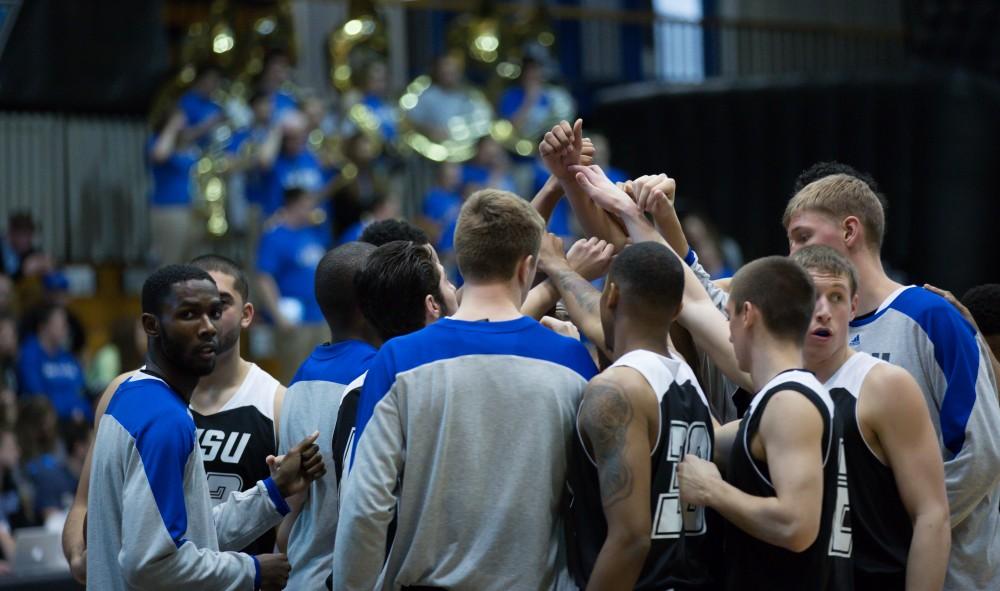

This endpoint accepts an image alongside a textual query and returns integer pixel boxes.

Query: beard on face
[159,326,217,377]
[216,321,240,356]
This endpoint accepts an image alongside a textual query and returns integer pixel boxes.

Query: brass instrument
[398,73,494,163]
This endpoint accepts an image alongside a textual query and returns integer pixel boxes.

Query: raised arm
[539,120,629,250]
[579,371,657,591]
[537,233,610,356]
[865,365,950,591]
[678,390,825,551]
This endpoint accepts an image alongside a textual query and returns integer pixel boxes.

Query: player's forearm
[651,205,689,257]
[560,180,629,251]
[521,280,559,320]
[586,533,650,591]
[61,502,87,583]
[710,482,818,552]
[530,175,562,223]
[545,264,609,356]
[905,507,950,591]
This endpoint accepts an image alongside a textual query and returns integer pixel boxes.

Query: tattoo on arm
[552,268,600,315]
[582,380,635,508]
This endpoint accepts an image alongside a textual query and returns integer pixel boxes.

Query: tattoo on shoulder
[582,379,635,508]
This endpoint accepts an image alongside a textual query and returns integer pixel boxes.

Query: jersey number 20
[652,420,711,539]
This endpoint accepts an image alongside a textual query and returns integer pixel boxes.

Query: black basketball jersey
[332,374,364,487]
[191,363,280,555]
[723,369,852,591]
[567,349,721,590]
[827,353,909,589]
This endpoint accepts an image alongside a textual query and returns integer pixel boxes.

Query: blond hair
[455,189,544,283]
[783,174,885,251]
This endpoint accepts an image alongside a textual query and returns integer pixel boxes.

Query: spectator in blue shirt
[356,60,398,142]
[257,188,332,382]
[228,90,277,236]
[148,107,201,265]
[256,112,336,222]
[177,64,226,148]
[498,57,575,142]
[420,162,464,243]
[16,305,90,422]
[461,137,517,194]
[257,50,299,122]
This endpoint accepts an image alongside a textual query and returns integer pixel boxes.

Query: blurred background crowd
[0,0,998,581]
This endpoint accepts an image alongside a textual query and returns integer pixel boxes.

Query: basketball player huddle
[61,120,998,591]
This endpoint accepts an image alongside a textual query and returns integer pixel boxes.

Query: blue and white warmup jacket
[87,371,291,590]
[849,285,1000,591]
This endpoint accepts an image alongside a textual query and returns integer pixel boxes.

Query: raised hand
[569,164,640,219]
[630,174,676,217]
[567,237,615,281]
[539,119,584,179]
[267,431,325,497]
[537,232,568,275]
[580,137,596,166]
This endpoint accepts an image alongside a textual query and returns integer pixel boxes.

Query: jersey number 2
[652,420,711,539]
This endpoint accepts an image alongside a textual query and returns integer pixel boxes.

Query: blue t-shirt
[361,94,398,141]
[260,150,332,217]
[498,86,551,120]
[16,336,90,420]
[178,91,223,128]
[273,91,298,121]
[460,164,516,193]
[289,339,377,386]
[257,224,330,324]
[337,220,369,245]
[148,137,197,207]
[24,454,77,514]
[421,188,462,229]
[351,316,597,463]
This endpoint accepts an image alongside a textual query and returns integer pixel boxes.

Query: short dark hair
[730,256,815,345]
[359,219,429,247]
[793,161,886,208]
[315,242,376,334]
[790,245,858,296]
[355,241,443,341]
[609,242,684,318]
[963,284,1000,337]
[142,265,215,317]
[284,187,309,208]
[7,211,35,232]
[455,189,544,283]
[190,254,249,303]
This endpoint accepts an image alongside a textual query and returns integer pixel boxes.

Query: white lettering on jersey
[652,420,711,539]
[828,438,853,557]
[196,429,252,464]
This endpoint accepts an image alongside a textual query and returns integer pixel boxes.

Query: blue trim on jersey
[262,477,290,516]
[852,286,980,455]
[105,377,195,548]
[251,554,261,589]
[351,316,598,466]
[684,248,697,266]
[289,339,377,386]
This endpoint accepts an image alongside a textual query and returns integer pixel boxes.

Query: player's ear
[141,312,160,338]
[605,281,619,310]
[519,254,538,287]
[741,301,755,329]
[842,216,862,249]
[849,292,859,320]
[424,293,442,323]
[241,302,254,329]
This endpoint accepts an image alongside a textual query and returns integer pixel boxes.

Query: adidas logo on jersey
[196,429,252,464]
[849,334,860,347]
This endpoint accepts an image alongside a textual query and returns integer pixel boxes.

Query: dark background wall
[594,68,1000,293]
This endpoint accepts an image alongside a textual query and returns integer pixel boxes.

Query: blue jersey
[421,188,462,229]
[260,149,332,217]
[16,336,90,420]
[289,340,376,387]
[256,224,329,324]
[849,285,1000,590]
